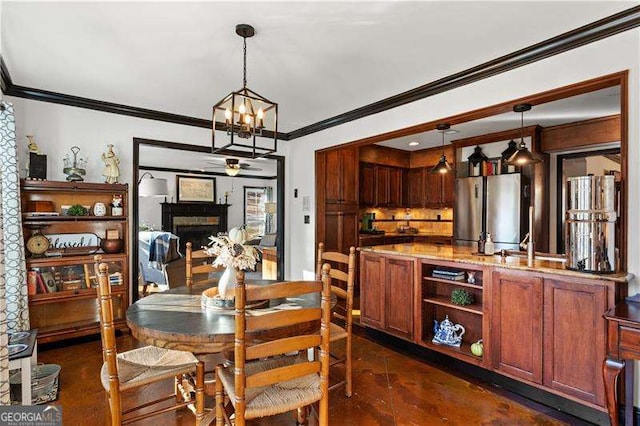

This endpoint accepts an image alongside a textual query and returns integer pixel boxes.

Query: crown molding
[2,5,639,141]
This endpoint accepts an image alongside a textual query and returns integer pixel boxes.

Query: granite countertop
[360,243,632,283]
[359,232,453,238]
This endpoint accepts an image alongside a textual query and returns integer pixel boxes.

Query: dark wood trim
[619,71,628,271]
[288,7,640,140]
[541,114,621,152]
[139,165,277,181]
[0,56,12,94]
[451,125,540,149]
[132,137,286,301]
[320,71,627,152]
[2,6,639,142]
[3,80,287,141]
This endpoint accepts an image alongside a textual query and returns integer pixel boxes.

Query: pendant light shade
[467,145,488,166]
[430,123,453,174]
[507,103,541,165]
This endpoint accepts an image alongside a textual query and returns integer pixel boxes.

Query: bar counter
[360,243,631,283]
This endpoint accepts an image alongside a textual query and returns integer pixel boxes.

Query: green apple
[471,339,483,357]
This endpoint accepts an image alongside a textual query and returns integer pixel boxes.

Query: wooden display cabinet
[21,180,129,343]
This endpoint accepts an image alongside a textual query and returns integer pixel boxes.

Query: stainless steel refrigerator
[454,174,530,250]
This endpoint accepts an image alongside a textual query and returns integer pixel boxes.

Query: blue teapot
[432,315,465,347]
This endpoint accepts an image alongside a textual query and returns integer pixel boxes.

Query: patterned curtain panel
[0,101,29,404]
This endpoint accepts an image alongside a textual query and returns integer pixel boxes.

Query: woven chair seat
[101,346,198,391]
[329,323,348,342]
[218,355,321,419]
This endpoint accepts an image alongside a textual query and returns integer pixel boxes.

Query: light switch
[304,215,310,224]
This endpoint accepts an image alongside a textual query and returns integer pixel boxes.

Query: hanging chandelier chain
[242,36,248,88]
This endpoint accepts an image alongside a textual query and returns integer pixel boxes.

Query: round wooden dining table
[126,280,326,354]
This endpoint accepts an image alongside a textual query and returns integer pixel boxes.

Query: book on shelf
[41,271,58,293]
[35,272,48,294]
[432,270,466,281]
[27,271,38,295]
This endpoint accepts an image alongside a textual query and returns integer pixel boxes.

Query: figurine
[26,135,42,154]
[111,194,123,216]
[102,144,120,184]
[432,315,465,347]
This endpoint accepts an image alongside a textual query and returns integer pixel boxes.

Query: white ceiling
[377,85,621,151]
[2,1,634,133]
[139,145,278,177]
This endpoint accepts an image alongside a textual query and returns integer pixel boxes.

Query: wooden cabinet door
[360,253,385,330]
[340,147,359,205]
[375,166,390,207]
[359,163,375,207]
[324,210,358,254]
[322,150,342,204]
[543,279,607,406]
[492,271,543,384]
[424,169,443,208]
[385,257,414,340]
[441,170,455,207]
[407,169,424,208]
[388,168,403,207]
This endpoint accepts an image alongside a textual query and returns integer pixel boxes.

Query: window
[243,186,269,237]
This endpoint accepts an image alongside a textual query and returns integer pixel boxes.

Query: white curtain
[0,101,29,404]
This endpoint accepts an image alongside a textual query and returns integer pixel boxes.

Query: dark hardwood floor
[38,329,586,425]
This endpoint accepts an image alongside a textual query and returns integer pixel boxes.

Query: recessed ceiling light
[408,141,420,146]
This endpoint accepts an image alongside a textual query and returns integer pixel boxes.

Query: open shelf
[420,339,484,366]
[23,215,126,223]
[423,296,483,315]
[423,275,483,289]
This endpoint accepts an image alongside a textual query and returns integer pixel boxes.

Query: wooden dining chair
[214,267,332,426]
[186,241,222,286]
[315,242,356,397]
[96,261,205,425]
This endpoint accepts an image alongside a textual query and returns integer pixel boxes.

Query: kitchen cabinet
[407,168,424,208]
[323,210,359,254]
[359,163,375,207]
[360,163,404,207]
[543,278,607,406]
[316,148,359,256]
[492,271,611,406]
[322,148,358,205]
[491,271,543,384]
[360,252,414,340]
[424,168,455,208]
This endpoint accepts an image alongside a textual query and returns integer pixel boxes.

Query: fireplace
[161,203,229,254]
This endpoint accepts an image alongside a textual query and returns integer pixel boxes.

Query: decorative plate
[8,332,30,343]
[8,344,28,357]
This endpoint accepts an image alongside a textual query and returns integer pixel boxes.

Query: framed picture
[176,175,216,203]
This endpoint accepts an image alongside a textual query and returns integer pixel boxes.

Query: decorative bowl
[101,238,124,254]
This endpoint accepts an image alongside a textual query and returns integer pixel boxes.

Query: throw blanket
[148,232,174,266]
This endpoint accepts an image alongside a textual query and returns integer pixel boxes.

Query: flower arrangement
[205,227,260,271]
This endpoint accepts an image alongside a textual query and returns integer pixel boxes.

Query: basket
[10,364,61,405]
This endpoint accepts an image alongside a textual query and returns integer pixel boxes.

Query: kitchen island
[359,243,631,415]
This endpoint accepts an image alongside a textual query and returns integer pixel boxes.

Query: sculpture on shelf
[101,144,120,184]
[63,146,87,182]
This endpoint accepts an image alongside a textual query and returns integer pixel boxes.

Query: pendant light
[212,24,278,158]
[507,103,541,165]
[430,123,453,174]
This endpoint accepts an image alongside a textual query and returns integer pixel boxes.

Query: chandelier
[212,24,278,158]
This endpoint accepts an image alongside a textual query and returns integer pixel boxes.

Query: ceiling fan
[204,158,262,176]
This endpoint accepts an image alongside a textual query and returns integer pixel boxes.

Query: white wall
[286,30,640,285]
[138,170,276,231]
